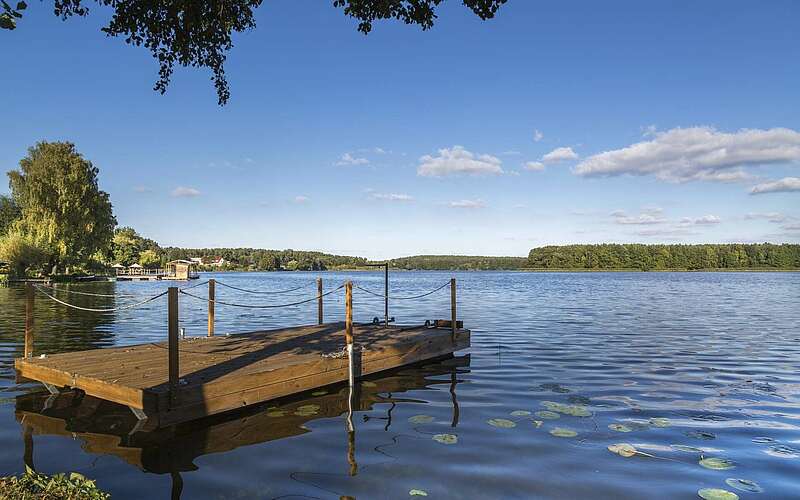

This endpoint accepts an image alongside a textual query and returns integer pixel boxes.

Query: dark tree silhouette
[2,1,507,105]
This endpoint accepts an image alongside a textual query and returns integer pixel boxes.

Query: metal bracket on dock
[41,383,61,411]
[128,406,149,435]
[42,382,61,395]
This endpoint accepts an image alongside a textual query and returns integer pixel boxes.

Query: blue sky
[2,0,799,259]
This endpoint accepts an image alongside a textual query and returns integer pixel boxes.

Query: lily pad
[267,410,287,417]
[764,445,799,458]
[541,401,591,417]
[724,478,763,493]
[608,443,638,457]
[361,381,377,388]
[488,418,517,428]
[408,415,435,424]
[698,488,739,500]
[568,395,592,405]
[311,390,327,396]
[609,423,633,433]
[534,410,560,420]
[294,404,320,416]
[699,457,736,470]
[549,427,577,438]
[510,410,531,417]
[409,489,429,496]
[686,430,716,440]
[531,420,543,428]
[432,433,458,445]
[672,444,704,453]
[649,417,671,428]
[751,436,775,444]
[538,382,571,393]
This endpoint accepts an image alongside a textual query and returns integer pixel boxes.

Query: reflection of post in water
[450,364,460,428]
[170,470,183,500]
[23,423,34,470]
[346,383,357,476]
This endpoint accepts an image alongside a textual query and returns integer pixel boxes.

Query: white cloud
[293,195,310,204]
[533,129,544,142]
[448,199,486,209]
[171,186,201,198]
[744,212,788,223]
[132,185,152,193]
[642,124,658,137]
[417,146,503,177]
[542,146,579,164]
[611,210,667,225]
[635,227,696,238]
[525,161,545,171]
[335,152,369,166]
[369,192,414,202]
[782,222,800,232]
[749,177,800,195]
[679,215,722,225]
[574,127,800,183]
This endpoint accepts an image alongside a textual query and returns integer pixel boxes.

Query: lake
[1,271,799,499]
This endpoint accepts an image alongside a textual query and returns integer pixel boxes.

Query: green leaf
[534,410,560,420]
[487,418,516,428]
[409,489,428,496]
[608,443,638,457]
[432,433,458,445]
[724,478,763,493]
[608,423,633,432]
[699,457,736,470]
[697,488,739,500]
[649,417,671,428]
[16,1,26,10]
[0,12,16,29]
[408,415,434,424]
[510,410,531,417]
[549,427,577,438]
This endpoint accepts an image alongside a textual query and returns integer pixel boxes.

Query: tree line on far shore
[527,244,800,271]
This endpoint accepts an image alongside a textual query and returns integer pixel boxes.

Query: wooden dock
[15,322,469,427]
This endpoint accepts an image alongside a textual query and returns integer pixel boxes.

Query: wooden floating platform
[15,322,469,427]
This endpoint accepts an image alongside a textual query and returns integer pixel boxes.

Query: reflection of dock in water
[16,354,469,476]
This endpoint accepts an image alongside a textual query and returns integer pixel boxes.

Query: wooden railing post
[384,263,389,327]
[168,287,179,408]
[345,281,353,345]
[24,282,34,358]
[450,278,457,341]
[207,279,215,337]
[317,277,323,325]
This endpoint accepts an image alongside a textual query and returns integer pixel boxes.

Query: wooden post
[384,263,389,327]
[345,281,353,345]
[168,287,179,408]
[24,282,34,358]
[317,277,323,325]
[207,279,215,337]
[450,278,457,341]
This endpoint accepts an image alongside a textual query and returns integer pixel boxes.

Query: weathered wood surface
[15,355,469,474]
[15,322,469,426]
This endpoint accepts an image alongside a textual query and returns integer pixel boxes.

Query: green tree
[1,1,506,105]
[138,248,160,268]
[0,228,48,277]
[8,141,117,274]
[0,194,20,235]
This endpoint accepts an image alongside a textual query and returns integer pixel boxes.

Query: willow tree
[8,142,116,273]
[1,1,507,104]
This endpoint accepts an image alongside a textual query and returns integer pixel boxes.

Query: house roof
[167,260,196,265]
[128,263,143,268]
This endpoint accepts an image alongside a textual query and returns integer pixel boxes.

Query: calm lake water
[1,271,799,499]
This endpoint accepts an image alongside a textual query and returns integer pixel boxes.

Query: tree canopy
[7,141,116,273]
[0,194,20,236]
[1,1,507,105]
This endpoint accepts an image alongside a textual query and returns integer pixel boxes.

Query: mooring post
[207,279,215,337]
[384,263,389,327]
[345,280,355,386]
[24,282,34,358]
[168,286,179,407]
[317,277,323,325]
[450,278,457,341]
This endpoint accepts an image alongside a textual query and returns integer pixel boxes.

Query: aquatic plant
[0,467,110,499]
[432,434,458,445]
[549,427,577,438]
[699,457,736,470]
[697,487,739,500]
[408,415,435,424]
[724,478,763,493]
[487,418,516,428]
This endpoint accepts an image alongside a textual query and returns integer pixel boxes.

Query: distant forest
[527,244,800,271]
[162,247,367,271]
[387,255,527,270]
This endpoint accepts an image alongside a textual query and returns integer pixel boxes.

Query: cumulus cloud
[525,161,545,172]
[611,209,667,225]
[417,146,503,177]
[133,185,152,193]
[533,129,544,142]
[447,199,486,209]
[679,215,722,225]
[369,192,414,202]
[171,186,201,197]
[542,146,579,164]
[744,212,788,223]
[749,177,800,195]
[335,152,369,166]
[293,195,310,204]
[573,127,800,183]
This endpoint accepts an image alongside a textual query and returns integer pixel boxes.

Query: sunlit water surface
[1,271,799,499]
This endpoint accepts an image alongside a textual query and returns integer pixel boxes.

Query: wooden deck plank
[15,322,469,425]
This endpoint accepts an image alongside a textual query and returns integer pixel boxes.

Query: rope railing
[33,285,169,313]
[213,280,314,295]
[179,283,345,309]
[353,281,451,301]
[179,279,210,291]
